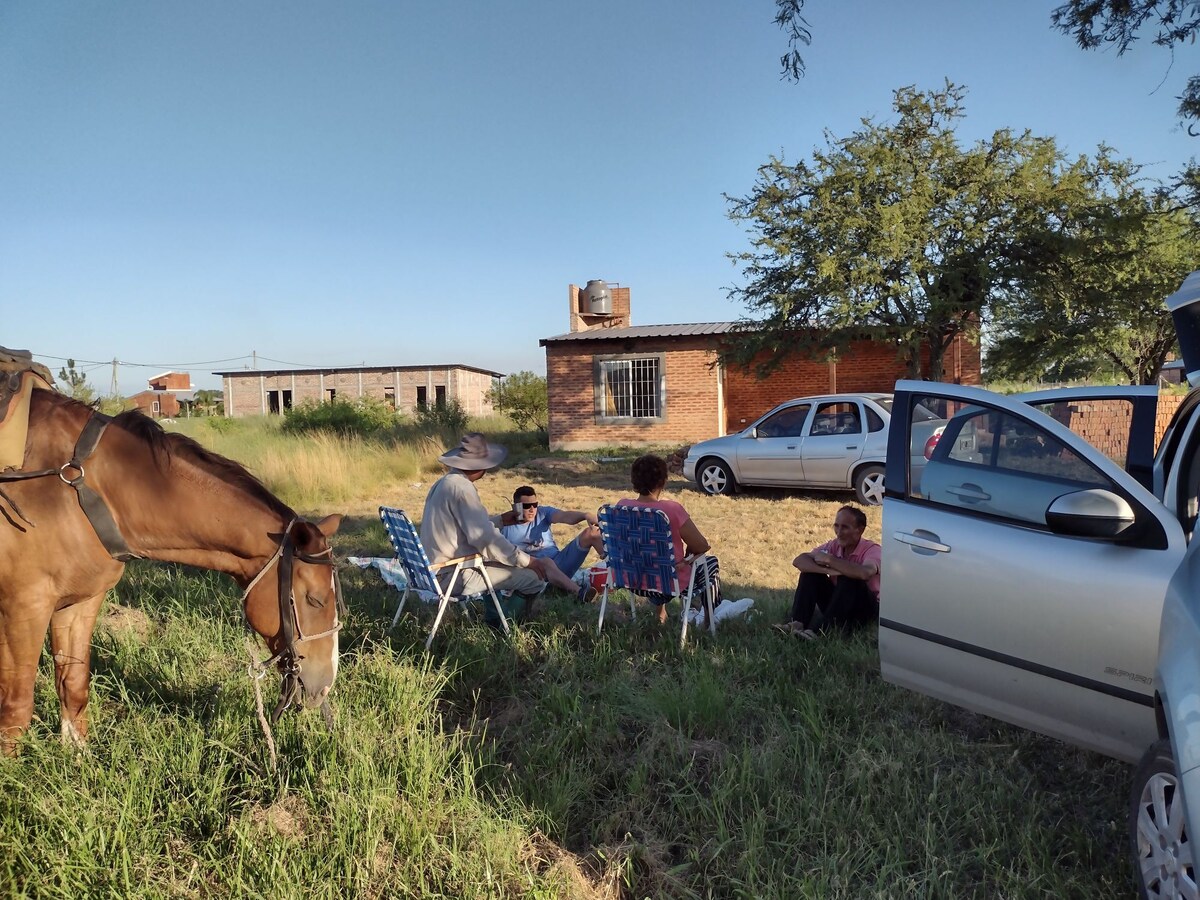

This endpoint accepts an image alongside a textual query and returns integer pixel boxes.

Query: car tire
[854,464,885,506]
[1130,738,1195,899]
[697,458,736,496]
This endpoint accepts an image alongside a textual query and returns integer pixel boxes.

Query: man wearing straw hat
[421,433,549,607]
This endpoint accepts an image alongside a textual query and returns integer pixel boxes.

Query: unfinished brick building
[540,281,982,451]
[214,364,503,419]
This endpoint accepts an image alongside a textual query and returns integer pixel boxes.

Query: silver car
[879,268,1200,900]
[682,392,948,505]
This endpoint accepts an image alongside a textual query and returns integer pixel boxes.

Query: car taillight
[923,431,941,460]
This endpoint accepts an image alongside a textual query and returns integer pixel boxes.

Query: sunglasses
[519,501,539,509]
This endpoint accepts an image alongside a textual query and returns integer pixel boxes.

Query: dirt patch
[245,794,310,840]
[520,829,623,900]
[520,457,602,475]
[100,603,153,643]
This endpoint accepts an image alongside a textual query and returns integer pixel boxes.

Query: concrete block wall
[221,367,497,418]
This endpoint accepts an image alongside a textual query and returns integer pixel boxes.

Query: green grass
[0,421,1138,898]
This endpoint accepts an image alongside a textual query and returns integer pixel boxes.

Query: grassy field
[0,419,1135,898]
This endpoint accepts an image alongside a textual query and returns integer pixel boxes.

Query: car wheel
[1131,738,1196,898]
[854,465,885,506]
[697,458,736,496]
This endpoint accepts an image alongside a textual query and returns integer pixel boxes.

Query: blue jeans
[530,536,589,579]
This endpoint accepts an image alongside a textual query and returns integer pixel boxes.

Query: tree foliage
[774,0,811,82]
[57,359,96,404]
[988,153,1200,384]
[1052,0,1200,131]
[724,83,1089,381]
[485,371,548,431]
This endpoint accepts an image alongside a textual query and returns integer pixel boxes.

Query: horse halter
[244,517,346,722]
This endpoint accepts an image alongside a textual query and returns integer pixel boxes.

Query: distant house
[127,371,196,419]
[539,281,982,451]
[213,364,504,418]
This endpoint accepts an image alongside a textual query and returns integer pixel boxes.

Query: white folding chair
[378,506,510,650]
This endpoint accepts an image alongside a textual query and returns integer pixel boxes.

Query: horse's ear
[315,514,343,538]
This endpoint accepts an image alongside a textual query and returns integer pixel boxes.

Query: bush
[281,397,401,436]
[414,399,469,434]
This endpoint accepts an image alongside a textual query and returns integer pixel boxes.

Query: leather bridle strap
[59,413,136,561]
[0,411,136,561]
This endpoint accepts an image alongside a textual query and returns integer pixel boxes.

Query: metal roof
[540,322,738,345]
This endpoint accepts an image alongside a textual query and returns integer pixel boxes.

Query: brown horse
[0,388,343,751]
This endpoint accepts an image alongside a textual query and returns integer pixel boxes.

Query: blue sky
[2,1,1196,395]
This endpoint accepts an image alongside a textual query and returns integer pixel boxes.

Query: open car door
[879,381,1185,762]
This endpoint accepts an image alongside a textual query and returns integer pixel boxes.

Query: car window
[866,406,885,432]
[1024,398,1136,469]
[812,402,862,435]
[756,404,810,438]
[912,395,1112,526]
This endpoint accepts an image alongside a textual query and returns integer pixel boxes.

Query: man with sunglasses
[495,485,605,602]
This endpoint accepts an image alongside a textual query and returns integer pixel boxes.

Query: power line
[33,353,255,368]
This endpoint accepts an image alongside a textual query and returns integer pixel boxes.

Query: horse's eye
[305,592,327,609]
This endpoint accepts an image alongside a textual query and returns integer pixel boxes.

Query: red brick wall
[546,336,721,450]
[723,334,981,433]
[545,331,981,450]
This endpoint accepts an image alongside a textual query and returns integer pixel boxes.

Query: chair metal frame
[595,503,717,647]
[378,506,510,650]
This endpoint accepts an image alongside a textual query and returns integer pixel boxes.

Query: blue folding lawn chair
[596,503,718,648]
[378,506,510,650]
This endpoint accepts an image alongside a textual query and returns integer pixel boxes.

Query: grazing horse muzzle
[244,517,344,721]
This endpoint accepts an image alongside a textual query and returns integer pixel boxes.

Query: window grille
[600,357,661,418]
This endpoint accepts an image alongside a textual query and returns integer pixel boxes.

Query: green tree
[988,153,1200,384]
[485,372,548,431]
[57,359,96,404]
[193,389,223,416]
[1052,0,1200,131]
[724,83,1084,381]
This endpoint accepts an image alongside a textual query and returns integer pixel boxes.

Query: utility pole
[252,349,257,370]
[109,358,119,397]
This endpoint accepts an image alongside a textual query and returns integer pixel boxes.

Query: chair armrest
[429,554,484,571]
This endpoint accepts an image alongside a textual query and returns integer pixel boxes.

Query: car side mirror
[1045,489,1136,539]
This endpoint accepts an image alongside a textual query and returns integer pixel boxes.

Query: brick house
[127,371,194,419]
[540,282,982,451]
[213,364,503,418]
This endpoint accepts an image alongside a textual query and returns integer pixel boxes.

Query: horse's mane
[40,391,294,519]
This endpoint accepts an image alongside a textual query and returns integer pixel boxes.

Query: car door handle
[946,483,991,503]
[893,531,950,553]
[787,444,797,450]
[845,444,858,450]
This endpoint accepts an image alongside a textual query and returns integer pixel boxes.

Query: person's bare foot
[656,605,668,624]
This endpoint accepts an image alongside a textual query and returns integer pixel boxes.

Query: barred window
[597,356,663,420]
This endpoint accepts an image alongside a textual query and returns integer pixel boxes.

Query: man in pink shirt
[775,505,880,640]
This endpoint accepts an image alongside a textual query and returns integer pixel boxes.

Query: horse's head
[245,514,344,710]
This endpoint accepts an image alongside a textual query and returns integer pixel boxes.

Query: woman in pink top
[616,454,720,624]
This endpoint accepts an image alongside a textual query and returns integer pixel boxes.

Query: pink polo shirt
[814,537,881,599]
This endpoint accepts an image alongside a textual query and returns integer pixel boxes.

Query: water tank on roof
[582,279,612,315]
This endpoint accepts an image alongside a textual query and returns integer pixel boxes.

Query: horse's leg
[48,592,105,746]
[0,601,56,754]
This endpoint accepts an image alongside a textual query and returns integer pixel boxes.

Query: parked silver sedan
[682,392,948,505]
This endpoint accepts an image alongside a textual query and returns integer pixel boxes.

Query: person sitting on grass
[775,505,880,640]
[493,485,606,603]
[616,454,720,624]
